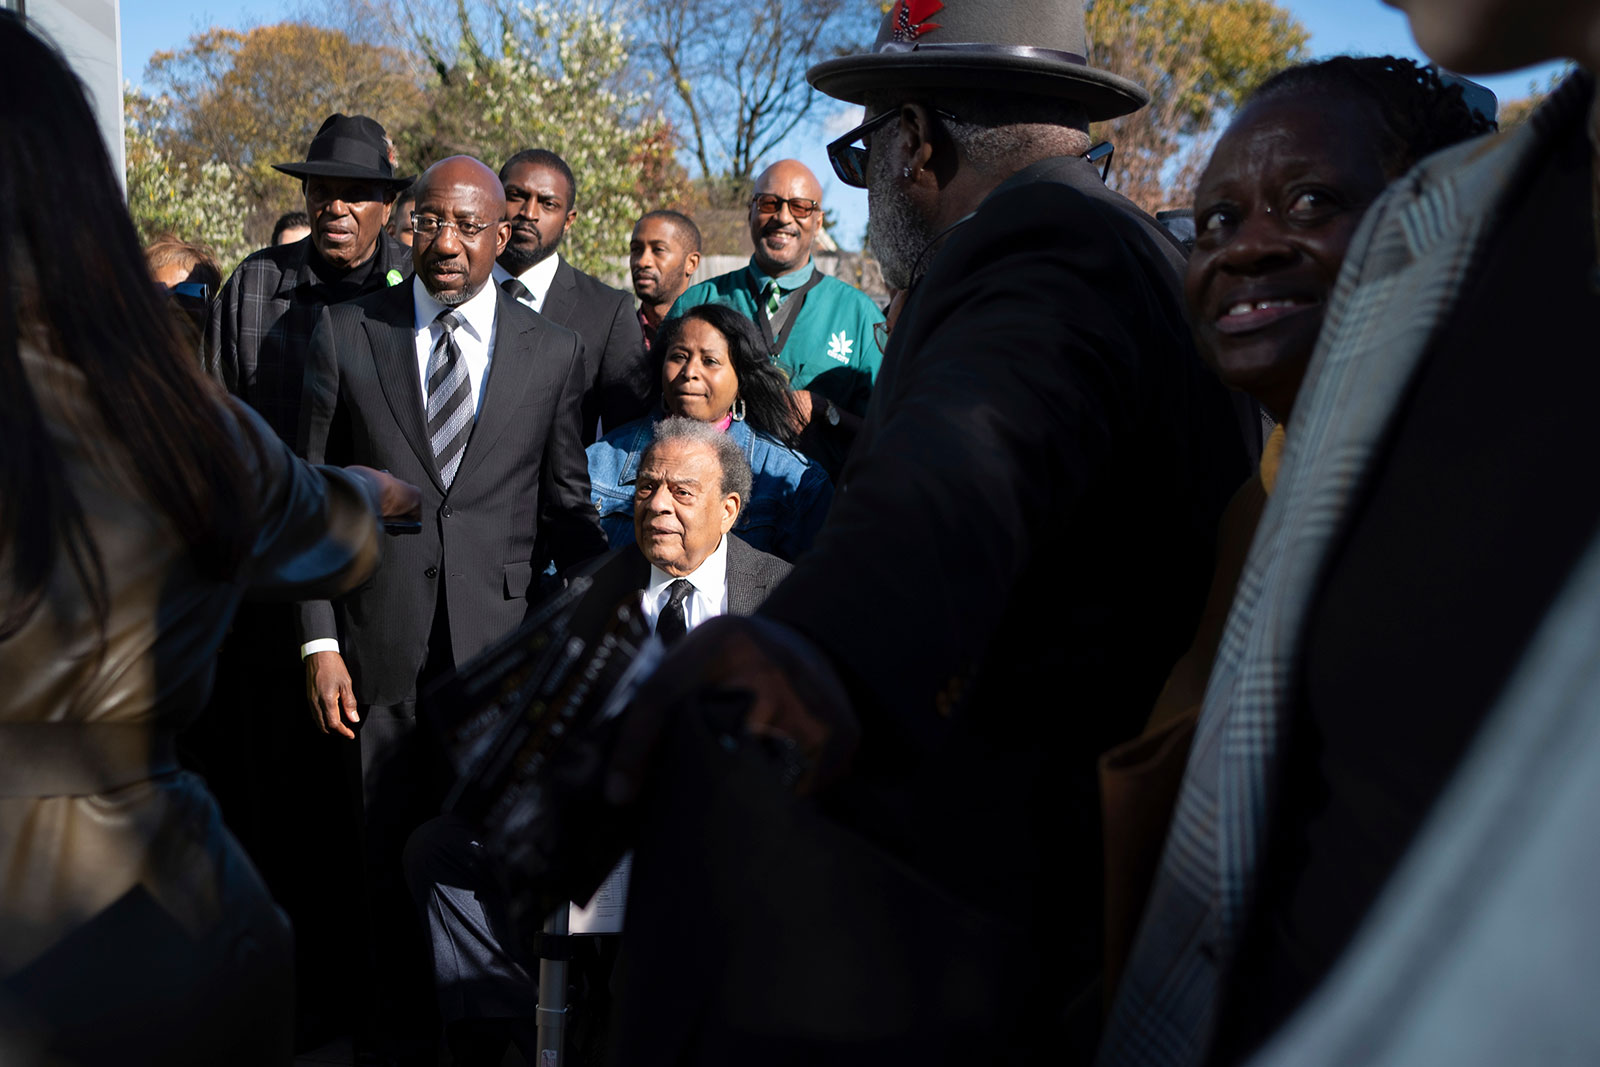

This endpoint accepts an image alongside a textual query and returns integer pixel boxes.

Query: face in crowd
[862,109,939,292]
[388,194,417,247]
[630,216,701,311]
[633,437,742,577]
[304,177,396,271]
[1184,92,1390,422]
[501,159,576,274]
[661,316,740,423]
[410,157,512,307]
[747,160,823,277]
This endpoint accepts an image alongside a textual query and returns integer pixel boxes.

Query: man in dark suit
[404,417,788,1066]
[297,154,608,1062]
[603,2,1250,1063]
[194,113,414,1049]
[492,148,653,443]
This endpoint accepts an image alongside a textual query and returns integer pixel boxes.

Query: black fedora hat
[272,113,412,187]
[807,0,1148,122]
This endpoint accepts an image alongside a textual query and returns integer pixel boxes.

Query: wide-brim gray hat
[807,0,1148,122]
[272,113,413,188]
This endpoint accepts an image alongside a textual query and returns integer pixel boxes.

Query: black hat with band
[272,113,412,187]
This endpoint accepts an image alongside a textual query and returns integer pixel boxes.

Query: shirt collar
[645,531,730,608]
[286,232,407,298]
[412,275,498,343]
[493,253,562,299]
[748,257,815,294]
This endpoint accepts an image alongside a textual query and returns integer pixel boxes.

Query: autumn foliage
[1087,0,1309,213]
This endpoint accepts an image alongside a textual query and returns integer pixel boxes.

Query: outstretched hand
[606,615,860,807]
[347,464,422,521]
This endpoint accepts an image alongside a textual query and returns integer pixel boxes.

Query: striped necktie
[426,308,473,489]
[762,280,782,317]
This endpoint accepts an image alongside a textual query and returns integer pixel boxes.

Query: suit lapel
[540,258,578,328]
[724,537,767,616]
[365,286,445,494]
[452,289,539,488]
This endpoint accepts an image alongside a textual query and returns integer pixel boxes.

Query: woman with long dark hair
[588,303,832,561]
[0,14,416,1063]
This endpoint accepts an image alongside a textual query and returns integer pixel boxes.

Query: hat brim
[272,160,414,188]
[807,53,1149,123]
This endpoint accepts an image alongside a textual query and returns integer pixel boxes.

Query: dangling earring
[731,397,746,422]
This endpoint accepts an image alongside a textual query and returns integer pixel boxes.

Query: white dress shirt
[412,275,498,414]
[639,533,730,635]
[492,254,562,314]
[299,277,500,661]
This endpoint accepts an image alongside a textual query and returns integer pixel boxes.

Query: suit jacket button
[424,566,439,579]
[441,505,453,518]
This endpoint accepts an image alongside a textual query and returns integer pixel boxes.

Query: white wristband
[300,638,340,660]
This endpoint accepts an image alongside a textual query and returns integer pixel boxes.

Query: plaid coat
[1099,73,1593,1067]
[204,232,411,445]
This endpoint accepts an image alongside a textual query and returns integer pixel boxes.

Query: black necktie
[501,276,534,306]
[656,579,694,646]
[426,308,472,488]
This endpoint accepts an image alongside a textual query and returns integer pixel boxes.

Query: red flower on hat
[889,0,943,43]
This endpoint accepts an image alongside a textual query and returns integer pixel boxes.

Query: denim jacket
[586,414,833,562]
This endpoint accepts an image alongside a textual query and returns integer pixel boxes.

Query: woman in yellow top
[0,15,418,1064]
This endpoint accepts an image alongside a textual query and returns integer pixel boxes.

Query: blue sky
[119,0,1568,248]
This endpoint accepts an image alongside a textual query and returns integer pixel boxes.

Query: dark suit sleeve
[295,307,344,645]
[757,185,1157,749]
[542,333,611,572]
[589,290,654,437]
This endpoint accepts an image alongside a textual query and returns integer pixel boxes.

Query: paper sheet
[568,852,632,934]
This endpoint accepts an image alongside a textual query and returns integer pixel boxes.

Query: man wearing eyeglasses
[668,159,885,477]
[297,155,608,1062]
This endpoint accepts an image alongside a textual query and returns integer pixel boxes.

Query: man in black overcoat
[602,1,1251,1064]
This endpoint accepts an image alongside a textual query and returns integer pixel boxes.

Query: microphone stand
[535,906,570,1066]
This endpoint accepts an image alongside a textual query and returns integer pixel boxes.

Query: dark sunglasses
[1084,141,1114,182]
[158,280,211,303]
[750,194,821,219]
[825,107,959,189]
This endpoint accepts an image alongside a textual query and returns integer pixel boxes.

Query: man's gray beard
[867,169,937,291]
[431,280,480,307]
